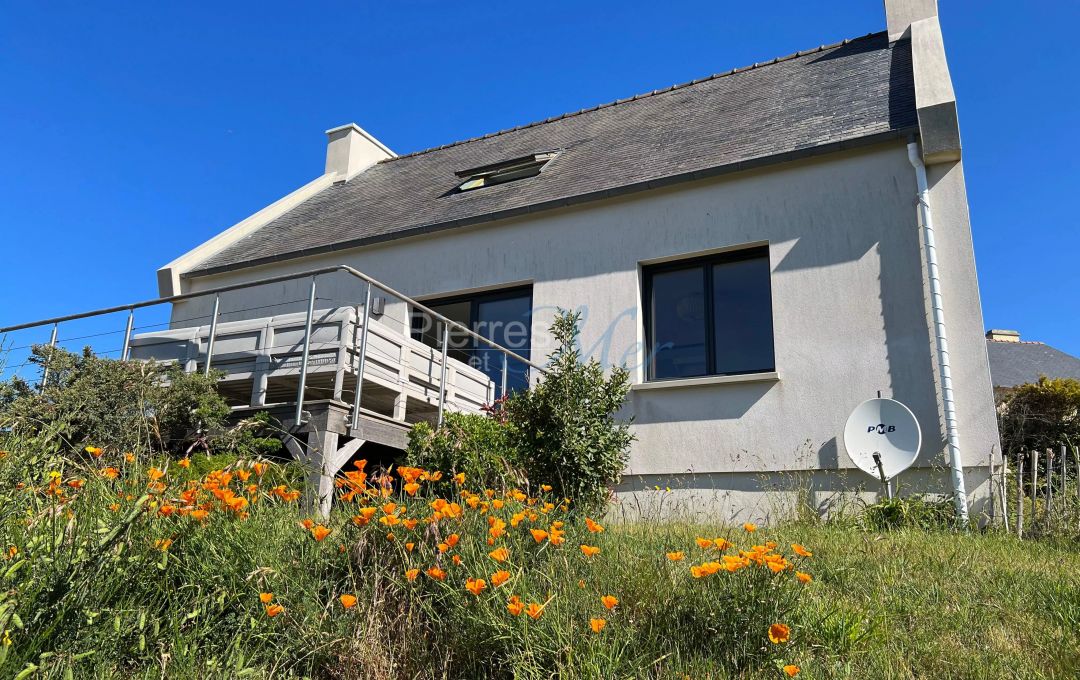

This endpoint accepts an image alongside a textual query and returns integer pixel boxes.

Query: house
[986,329,1080,397]
[152,0,1000,522]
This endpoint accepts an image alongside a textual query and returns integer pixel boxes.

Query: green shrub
[0,346,230,459]
[860,495,955,531]
[501,310,633,514]
[405,411,524,491]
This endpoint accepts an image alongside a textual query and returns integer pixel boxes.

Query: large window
[644,247,774,381]
[411,286,532,398]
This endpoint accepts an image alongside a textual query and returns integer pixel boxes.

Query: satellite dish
[843,398,921,482]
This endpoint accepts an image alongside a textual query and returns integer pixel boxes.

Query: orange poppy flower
[177,458,191,469]
[488,547,509,562]
[301,518,315,530]
[339,594,358,609]
[713,538,733,551]
[85,446,104,458]
[695,537,713,549]
[380,515,401,527]
[124,453,136,463]
[791,544,813,558]
[381,502,397,515]
[452,555,463,566]
[67,479,85,489]
[403,518,418,530]
[236,469,251,482]
[147,468,165,481]
[540,484,553,492]
[768,623,790,644]
[265,604,285,618]
[108,503,121,512]
[585,518,604,533]
[158,504,176,517]
[437,542,450,553]
[490,570,511,587]
[530,529,549,543]
[259,592,274,603]
[100,467,119,479]
[154,538,173,551]
[189,509,209,521]
[453,472,466,485]
[580,545,600,558]
[548,528,565,546]
[666,551,685,562]
[446,533,460,548]
[506,595,524,616]
[405,542,415,553]
[525,602,545,620]
[252,462,268,476]
[589,618,606,633]
[465,578,487,596]
[601,595,618,610]
[795,571,812,584]
[310,525,332,542]
[404,482,420,496]
[426,566,447,581]
[489,518,507,540]
[743,523,757,533]
[405,568,420,582]
[783,665,800,677]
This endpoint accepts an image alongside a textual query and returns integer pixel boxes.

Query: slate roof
[189,31,916,277]
[986,340,1080,388]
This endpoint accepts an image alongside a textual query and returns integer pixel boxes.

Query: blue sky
[1,0,1078,374]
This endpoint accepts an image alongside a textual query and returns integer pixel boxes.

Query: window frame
[642,245,774,382]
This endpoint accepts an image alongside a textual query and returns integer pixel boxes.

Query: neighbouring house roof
[189,31,916,277]
[986,339,1080,388]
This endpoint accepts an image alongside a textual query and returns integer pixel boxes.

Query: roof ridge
[383,30,889,163]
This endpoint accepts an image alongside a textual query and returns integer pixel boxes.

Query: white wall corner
[884,0,937,42]
[155,173,336,297]
[910,16,962,164]
[324,123,396,183]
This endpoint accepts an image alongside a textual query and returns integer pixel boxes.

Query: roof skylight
[455,152,559,192]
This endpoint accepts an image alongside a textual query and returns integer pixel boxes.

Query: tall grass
[1,436,1078,678]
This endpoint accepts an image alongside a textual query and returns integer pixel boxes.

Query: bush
[405,411,524,492]
[501,310,633,514]
[0,346,231,459]
[998,376,1080,455]
[860,495,956,531]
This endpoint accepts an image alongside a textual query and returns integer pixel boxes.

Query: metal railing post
[40,323,59,393]
[204,294,221,377]
[350,282,372,430]
[293,277,317,426]
[501,352,508,400]
[436,321,449,427]
[121,308,135,360]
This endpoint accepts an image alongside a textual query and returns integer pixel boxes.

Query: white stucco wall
[169,140,1000,522]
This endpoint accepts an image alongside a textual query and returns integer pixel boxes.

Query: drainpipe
[907,139,969,524]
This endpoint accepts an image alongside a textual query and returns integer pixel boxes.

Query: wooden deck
[130,305,496,513]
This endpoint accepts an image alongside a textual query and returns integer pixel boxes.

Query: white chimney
[884,0,937,42]
[324,123,395,182]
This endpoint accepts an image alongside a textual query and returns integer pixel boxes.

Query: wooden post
[1016,450,1024,539]
[1031,449,1039,526]
[988,447,997,526]
[1000,453,1010,533]
[1045,448,1053,532]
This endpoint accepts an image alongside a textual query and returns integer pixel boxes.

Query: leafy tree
[501,310,634,514]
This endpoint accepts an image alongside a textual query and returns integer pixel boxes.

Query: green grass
[0,443,1077,679]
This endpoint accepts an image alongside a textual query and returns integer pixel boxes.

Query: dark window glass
[410,287,532,397]
[649,267,708,379]
[645,247,773,381]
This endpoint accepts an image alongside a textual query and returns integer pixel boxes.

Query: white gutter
[907,140,969,524]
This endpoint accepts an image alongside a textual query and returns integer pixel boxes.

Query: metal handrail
[0,264,545,372]
[2,264,545,429]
